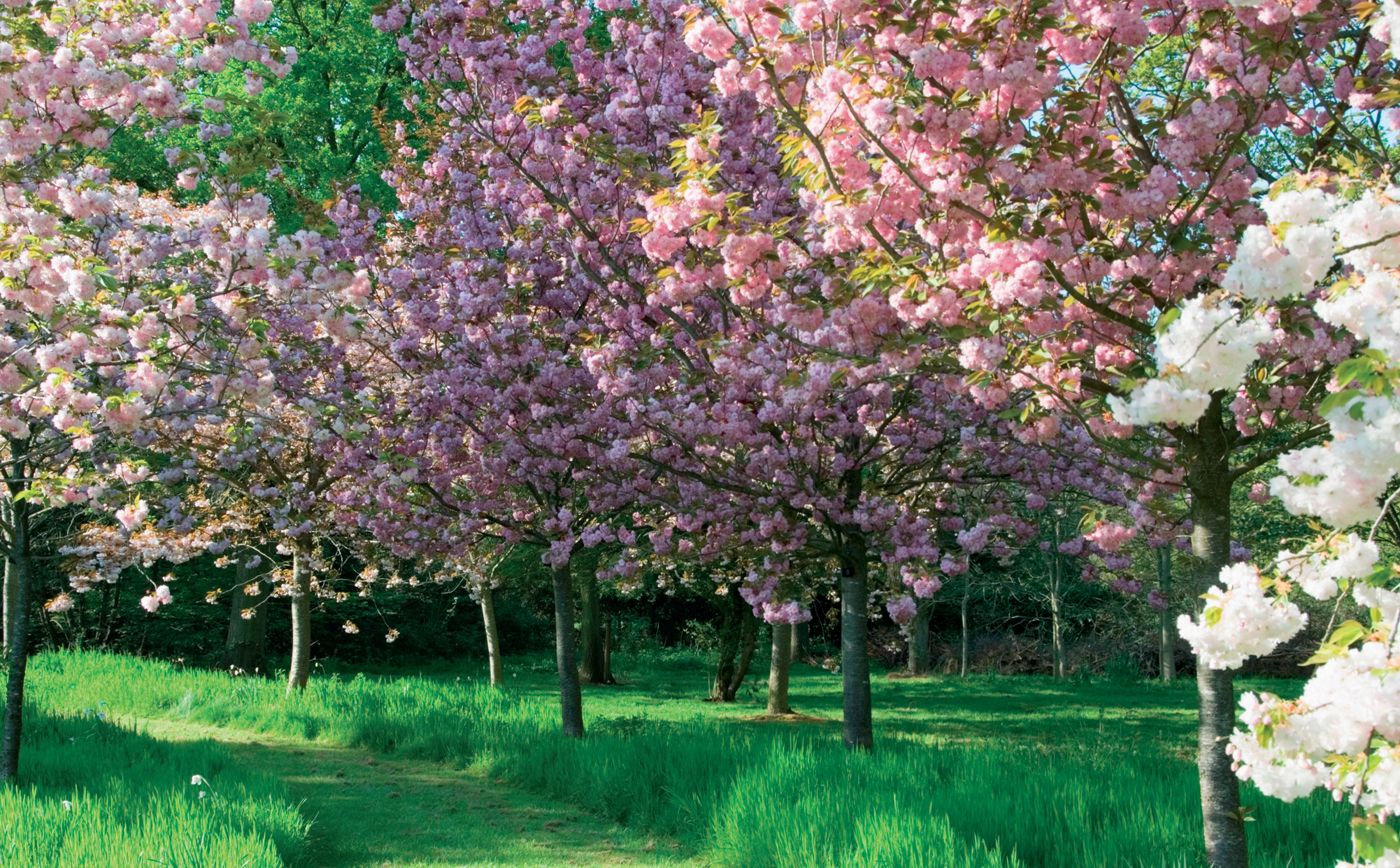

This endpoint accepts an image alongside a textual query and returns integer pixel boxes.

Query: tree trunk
[1049,520,1066,679]
[1051,558,1066,680]
[2,557,15,658]
[551,559,585,737]
[710,584,743,701]
[1159,546,1175,683]
[840,534,874,751]
[767,622,793,714]
[221,555,270,675]
[286,545,312,695]
[480,584,504,687]
[602,615,613,684]
[1189,395,1248,868]
[906,598,933,676]
[960,579,971,678]
[791,620,810,662]
[578,570,609,684]
[94,580,112,649]
[723,610,758,701]
[1,495,33,782]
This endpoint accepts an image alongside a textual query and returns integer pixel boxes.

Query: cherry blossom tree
[0,0,299,780]
[657,0,1391,858]
[346,0,719,737]
[1166,167,1400,867]
[136,188,392,694]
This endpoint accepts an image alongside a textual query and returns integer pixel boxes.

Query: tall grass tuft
[0,708,306,867]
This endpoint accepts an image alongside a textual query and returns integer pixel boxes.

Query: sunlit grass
[0,707,305,867]
[20,650,1349,868]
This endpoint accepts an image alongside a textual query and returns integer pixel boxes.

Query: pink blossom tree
[344,0,721,736]
[656,0,1382,859]
[0,0,296,780]
[134,186,393,694]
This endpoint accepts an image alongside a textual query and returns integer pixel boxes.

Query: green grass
[17,650,1354,868]
[138,717,707,868]
[0,708,306,867]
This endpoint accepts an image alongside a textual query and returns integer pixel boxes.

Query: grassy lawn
[0,710,306,867]
[351,649,1216,751]
[13,649,1342,868]
[140,718,706,868]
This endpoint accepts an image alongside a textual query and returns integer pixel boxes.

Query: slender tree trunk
[1159,546,1175,683]
[767,622,793,714]
[1190,396,1248,868]
[1,557,14,658]
[710,584,743,701]
[791,620,809,662]
[94,581,111,649]
[100,577,121,648]
[578,571,609,684]
[840,534,874,751]
[724,610,758,701]
[960,579,971,678]
[906,598,933,675]
[286,545,313,695]
[221,555,270,675]
[1050,519,1067,679]
[602,615,613,684]
[480,584,504,687]
[1050,560,1066,680]
[551,558,584,737]
[1,494,33,782]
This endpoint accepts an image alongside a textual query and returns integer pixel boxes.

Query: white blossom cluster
[1109,297,1273,426]
[1230,628,1400,816]
[1276,534,1381,601]
[1272,395,1400,530]
[1176,564,1307,670]
[1113,182,1400,440]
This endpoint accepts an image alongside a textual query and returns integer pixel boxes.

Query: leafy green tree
[101,0,409,231]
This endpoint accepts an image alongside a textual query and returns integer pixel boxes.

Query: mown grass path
[139,718,709,868]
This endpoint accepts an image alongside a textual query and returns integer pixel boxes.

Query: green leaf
[1155,306,1181,335]
[1329,620,1368,649]
[1335,356,1375,388]
[1302,649,1340,666]
[1353,819,1400,861]
[1318,389,1361,418]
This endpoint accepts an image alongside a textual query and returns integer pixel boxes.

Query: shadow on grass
[142,718,707,868]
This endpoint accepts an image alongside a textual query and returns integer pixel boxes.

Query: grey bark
[602,615,613,684]
[960,579,971,678]
[578,570,610,684]
[710,584,757,702]
[790,620,810,662]
[1048,518,1068,679]
[98,576,120,648]
[730,611,758,699]
[552,560,584,737]
[840,535,874,751]
[1,492,32,782]
[767,622,792,715]
[906,598,933,676]
[480,585,504,687]
[221,554,270,675]
[1,557,14,657]
[286,545,312,695]
[1159,546,1175,683]
[1051,533,1067,679]
[1190,395,1249,868]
